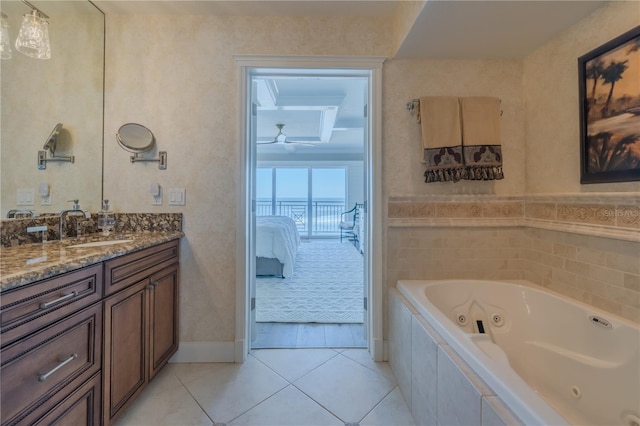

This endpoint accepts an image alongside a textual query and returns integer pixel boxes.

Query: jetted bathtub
[397,279,640,426]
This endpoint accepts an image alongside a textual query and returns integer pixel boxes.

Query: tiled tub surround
[0,213,183,248]
[394,280,640,426]
[387,194,640,323]
[388,289,524,426]
[0,230,183,291]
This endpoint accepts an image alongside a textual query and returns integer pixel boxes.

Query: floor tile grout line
[289,379,352,424]
[221,382,294,425]
[355,384,400,424]
[249,349,342,384]
[337,350,394,378]
[169,370,217,426]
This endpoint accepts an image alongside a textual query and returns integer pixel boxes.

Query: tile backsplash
[0,213,183,248]
[387,193,640,323]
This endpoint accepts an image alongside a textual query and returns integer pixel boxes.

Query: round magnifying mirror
[116,123,155,153]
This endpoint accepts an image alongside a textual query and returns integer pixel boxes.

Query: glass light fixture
[15,4,50,60]
[0,12,11,59]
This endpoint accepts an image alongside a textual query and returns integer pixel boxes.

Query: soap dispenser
[98,199,115,236]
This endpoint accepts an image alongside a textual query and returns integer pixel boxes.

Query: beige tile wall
[387,224,640,324]
[522,228,640,322]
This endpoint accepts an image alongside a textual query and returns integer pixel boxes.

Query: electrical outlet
[152,188,163,206]
[41,193,52,206]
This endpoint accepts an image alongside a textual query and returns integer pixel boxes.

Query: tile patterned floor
[115,349,415,426]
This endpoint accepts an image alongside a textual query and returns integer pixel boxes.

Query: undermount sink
[67,239,132,248]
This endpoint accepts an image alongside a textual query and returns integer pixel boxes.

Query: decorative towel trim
[463,145,504,180]
[423,146,466,182]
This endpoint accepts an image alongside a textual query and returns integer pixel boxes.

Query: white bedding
[256,216,301,277]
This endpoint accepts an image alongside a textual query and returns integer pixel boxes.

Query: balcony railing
[257,200,346,237]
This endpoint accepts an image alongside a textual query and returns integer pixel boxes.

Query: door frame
[234,55,385,362]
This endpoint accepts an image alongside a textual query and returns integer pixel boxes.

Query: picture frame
[578,25,640,184]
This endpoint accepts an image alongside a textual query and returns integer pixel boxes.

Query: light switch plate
[168,188,186,206]
[17,189,35,206]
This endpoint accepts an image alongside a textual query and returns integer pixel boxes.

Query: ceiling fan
[257,123,314,146]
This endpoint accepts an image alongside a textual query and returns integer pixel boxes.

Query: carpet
[256,240,364,323]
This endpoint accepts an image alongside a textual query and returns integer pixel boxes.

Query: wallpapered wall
[523,1,640,194]
[103,2,639,354]
[384,1,639,330]
[104,15,393,345]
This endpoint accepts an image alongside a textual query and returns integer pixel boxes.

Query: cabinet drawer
[1,303,102,426]
[1,264,103,346]
[18,372,102,426]
[104,240,179,295]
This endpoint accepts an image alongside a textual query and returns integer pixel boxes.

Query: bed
[256,215,301,277]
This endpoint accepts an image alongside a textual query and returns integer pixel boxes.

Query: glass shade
[0,16,11,59]
[15,11,50,59]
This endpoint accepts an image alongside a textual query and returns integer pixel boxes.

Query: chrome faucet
[59,200,91,239]
[7,209,36,218]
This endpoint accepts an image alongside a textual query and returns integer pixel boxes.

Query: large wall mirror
[1,0,104,218]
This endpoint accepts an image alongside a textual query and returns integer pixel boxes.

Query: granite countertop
[0,231,183,292]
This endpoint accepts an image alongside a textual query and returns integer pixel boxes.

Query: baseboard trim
[372,337,386,361]
[170,341,236,363]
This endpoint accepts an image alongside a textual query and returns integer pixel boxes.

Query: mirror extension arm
[130,151,167,169]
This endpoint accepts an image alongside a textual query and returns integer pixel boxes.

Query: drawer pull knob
[151,281,159,287]
[39,291,79,309]
[37,353,78,382]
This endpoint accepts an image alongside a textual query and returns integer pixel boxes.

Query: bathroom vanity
[0,233,181,426]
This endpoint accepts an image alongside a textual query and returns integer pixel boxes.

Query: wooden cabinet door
[148,264,179,380]
[103,280,148,425]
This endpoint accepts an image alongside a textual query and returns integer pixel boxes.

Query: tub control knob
[456,314,468,326]
[491,314,504,327]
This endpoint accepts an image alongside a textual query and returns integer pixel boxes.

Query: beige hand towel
[420,96,466,182]
[460,97,504,181]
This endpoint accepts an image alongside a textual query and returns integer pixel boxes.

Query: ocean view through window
[257,167,346,238]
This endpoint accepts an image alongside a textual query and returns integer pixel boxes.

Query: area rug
[256,240,364,323]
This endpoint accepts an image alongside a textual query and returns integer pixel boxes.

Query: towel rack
[406,98,503,116]
[406,99,420,115]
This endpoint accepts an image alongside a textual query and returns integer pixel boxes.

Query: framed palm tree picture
[579,25,640,184]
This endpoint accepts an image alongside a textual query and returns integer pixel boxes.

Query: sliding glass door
[257,166,346,238]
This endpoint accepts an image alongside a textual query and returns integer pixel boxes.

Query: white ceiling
[93,0,399,16]
[395,1,608,59]
[90,0,610,155]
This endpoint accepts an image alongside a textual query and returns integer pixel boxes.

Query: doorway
[236,56,384,361]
